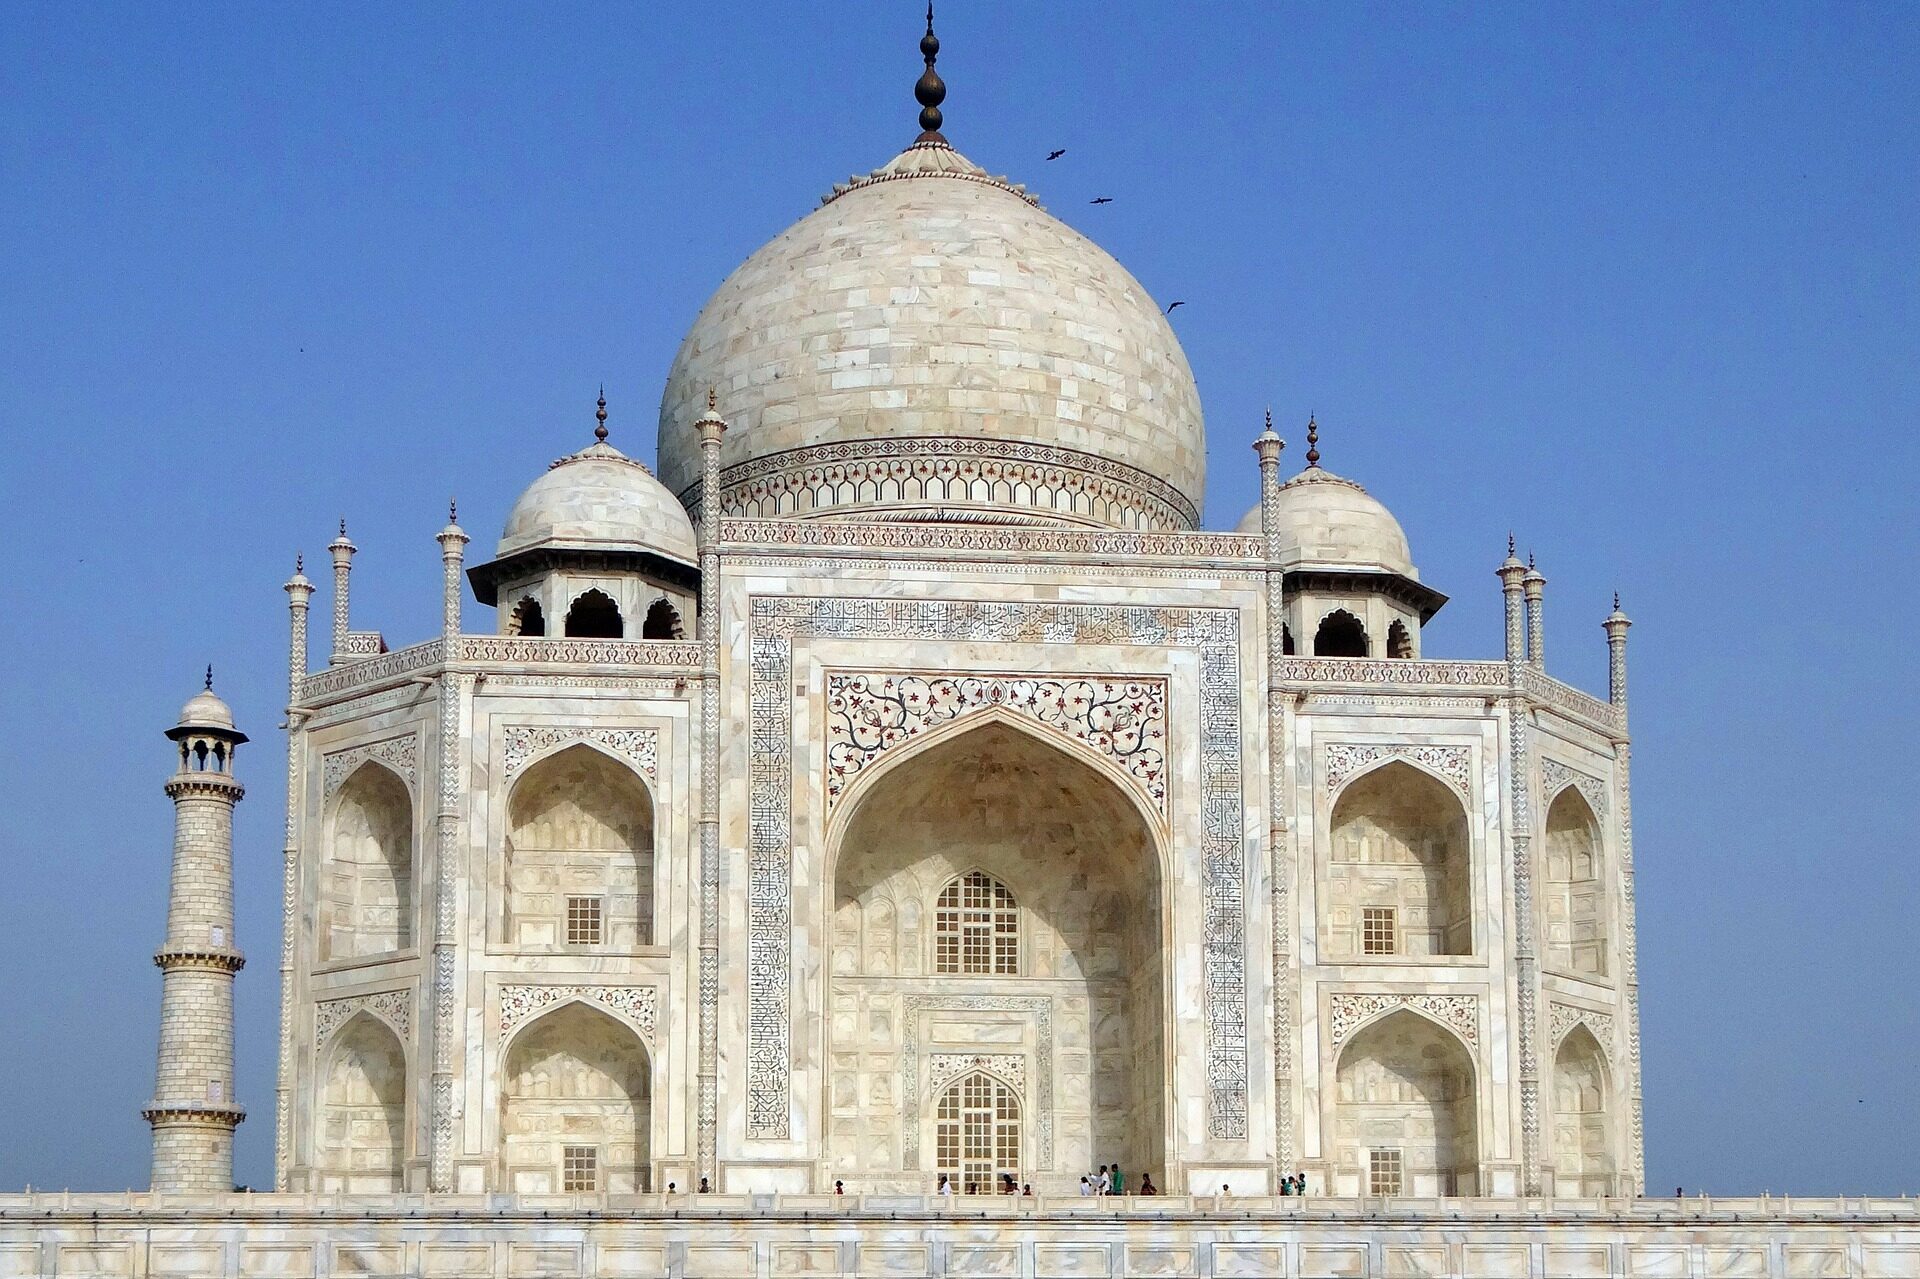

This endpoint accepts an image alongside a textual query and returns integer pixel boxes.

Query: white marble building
[220,28,1649,1202]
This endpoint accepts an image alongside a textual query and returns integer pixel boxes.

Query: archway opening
[1544,789,1607,977]
[1388,619,1414,659]
[505,745,654,948]
[499,1002,651,1192]
[640,598,685,639]
[1327,761,1472,958]
[508,596,547,637]
[828,720,1165,1193]
[322,765,413,961]
[1334,1010,1478,1196]
[1314,609,1369,657]
[935,1071,1021,1194]
[316,1014,406,1191]
[564,589,623,638]
[1552,1026,1613,1196]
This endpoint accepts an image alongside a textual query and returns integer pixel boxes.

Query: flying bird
[1090,196,1113,205]
[1046,149,1066,161]
[1165,301,1185,314]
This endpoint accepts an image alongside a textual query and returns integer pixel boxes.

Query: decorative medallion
[314,989,412,1045]
[321,736,417,797]
[1324,742,1472,799]
[1327,992,1480,1051]
[499,983,658,1044]
[824,673,1167,813]
[501,725,658,780]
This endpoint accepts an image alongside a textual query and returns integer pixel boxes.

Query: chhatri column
[145,672,248,1193]
[1605,595,1645,1192]
[274,558,313,1190]
[328,520,355,663]
[1497,540,1543,1193]
[1253,413,1295,1179]
[694,388,727,1186]
[1523,555,1546,669]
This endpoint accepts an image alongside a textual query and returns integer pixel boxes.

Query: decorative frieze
[722,519,1261,563]
[320,736,417,796]
[501,724,659,780]
[1543,758,1609,817]
[1324,743,1472,799]
[1328,992,1480,1051]
[750,597,1246,1143]
[824,673,1167,813]
[499,984,659,1045]
[453,636,701,668]
[1550,1003,1616,1063]
[928,1053,1027,1097]
[314,989,412,1045]
[1279,658,1507,688]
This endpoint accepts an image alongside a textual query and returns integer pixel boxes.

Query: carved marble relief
[500,724,659,781]
[499,984,659,1046]
[321,736,417,797]
[314,989,413,1046]
[823,673,1168,813]
[1324,742,1472,799]
[1543,757,1609,817]
[1327,992,1481,1052]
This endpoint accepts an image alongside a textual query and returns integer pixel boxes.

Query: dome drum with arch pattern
[468,430,700,608]
[657,139,1205,531]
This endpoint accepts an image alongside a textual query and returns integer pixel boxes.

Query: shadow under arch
[497,998,654,1193]
[820,712,1172,1194]
[1332,1004,1480,1196]
[321,758,416,962]
[502,740,657,949]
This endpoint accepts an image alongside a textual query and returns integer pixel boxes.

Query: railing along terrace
[299,637,704,704]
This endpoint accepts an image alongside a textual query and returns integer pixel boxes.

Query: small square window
[1361,906,1397,955]
[566,896,604,946]
[1369,1147,1403,1196]
[561,1144,598,1192]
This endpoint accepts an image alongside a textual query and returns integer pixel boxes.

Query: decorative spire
[1508,532,1517,557]
[295,553,303,574]
[915,3,948,144]
[204,664,213,691]
[1264,407,1272,432]
[337,518,347,538]
[1614,591,1620,610]
[595,386,609,442]
[1304,414,1320,468]
[708,387,717,414]
[449,497,458,524]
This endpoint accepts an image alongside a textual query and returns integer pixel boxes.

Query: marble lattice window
[561,1144,598,1192]
[1362,906,1398,955]
[934,871,1018,975]
[1369,1148,1404,1196]
[566,895,604,946]
[935,1072,1020,1194]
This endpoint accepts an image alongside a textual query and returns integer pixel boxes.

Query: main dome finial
[914,3,948,144]
[1305,414,1321,467]
[595,385,609,442]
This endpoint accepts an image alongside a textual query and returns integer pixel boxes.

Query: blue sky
[0,2,1914,1193]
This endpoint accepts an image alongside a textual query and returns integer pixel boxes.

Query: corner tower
[144,672,248,1192]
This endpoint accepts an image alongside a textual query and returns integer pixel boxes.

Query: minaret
[328,520,355,663]
[694,387,727,1183]
[1605,593,1632,711]
[1497,536,1528,663]
[145,671,247,1193]
[1252,411,1296,1175]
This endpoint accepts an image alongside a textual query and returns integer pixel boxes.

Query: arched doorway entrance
[1332,1009,1479,1196]
[825,718,1167,1193]
[498,1001,652,1192]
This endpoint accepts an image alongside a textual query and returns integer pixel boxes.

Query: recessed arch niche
[1333,1008,1479,1196]
[1552,1024,1614,1196]
[1326,760,1473,959]
[503,744,655,949]
[322,763,414,961]
[315,1013,407,1191]
[498,1001,652,1192]
[1544,788,1607,977]
[826,718,1166,1192]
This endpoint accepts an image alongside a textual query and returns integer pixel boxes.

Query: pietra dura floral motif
[824,673,1168,813]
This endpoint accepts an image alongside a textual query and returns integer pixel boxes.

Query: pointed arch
[1333,1008,1479,1196]
[1552,1024,1614,1195]
[1327,759,1473,957]
[499,1000,652,1193]
[640,597,685,639]
[933,869,1019,975]
[933,1071,1022,1194]
[315,1012,407,1191]
[322,760,415,961]
[826,716,1167,1189]
[504,743,655,948]
[507,595,546,637]
[1544,787,1607,977]
[563,588,623,638]
[1314,608,1369,657]
[1387,619,1414,659]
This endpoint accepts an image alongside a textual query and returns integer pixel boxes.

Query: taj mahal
[4,13,1915,1279]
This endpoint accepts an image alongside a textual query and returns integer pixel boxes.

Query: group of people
[1077,1164,1157,1196]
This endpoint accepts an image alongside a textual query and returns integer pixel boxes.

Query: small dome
[1236,468,1416,577]
[499,440,696,567]
[176,688,236,732]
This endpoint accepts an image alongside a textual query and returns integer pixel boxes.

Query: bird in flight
[1165,301,1185,314]
[1046,149,1066,161]
[1090,196,1113,205]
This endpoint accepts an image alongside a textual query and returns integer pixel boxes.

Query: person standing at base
[1079,1175,1093,1196]
[1097,1164,1111,1195]
[1138,1174,1158,1196]
[1111,1163,1124,1195]
[938,1174,953,1197]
